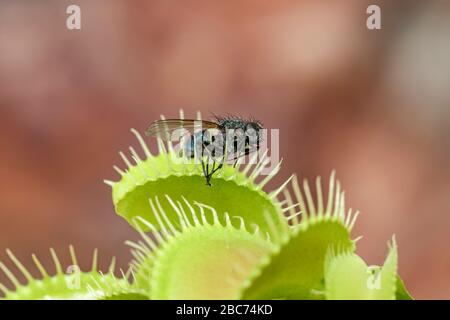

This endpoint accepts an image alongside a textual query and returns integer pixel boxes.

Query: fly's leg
[209,155,225,177]
[233,149,243,168]
[201,158,207,180]
[202,155,212,186]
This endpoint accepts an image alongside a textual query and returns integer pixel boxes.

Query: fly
[146,115,263,186]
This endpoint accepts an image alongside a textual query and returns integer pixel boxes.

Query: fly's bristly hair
[213,113,263,133]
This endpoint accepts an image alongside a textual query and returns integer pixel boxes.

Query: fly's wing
[145,119,220,141]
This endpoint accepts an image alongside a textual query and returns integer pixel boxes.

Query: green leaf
[107,129,289,235]
[324,238,398,300]
[240,220,354,299]
[0,248,133,300]
[239,172,357,300]
[128,198,275,300]
[324,252,370,299]
[396,275,413,300]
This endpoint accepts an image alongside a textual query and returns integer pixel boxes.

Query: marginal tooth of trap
[165,196,188,230]
[196,111,202,120]
[176,200,193,228]
[211,206,220,225]
[325,171,336,218]
[108,257,116,274]
[303,179,316,220]
[158,137,167,155]
[132,220,158,252]
[129,146,142,164]
[91,249,98,272]
[103,180,115,187]
[160,114,174,152]
[182,196,200,226]
[282,188,299,224]
[149,198,170,239]
[348,210,360,231]
[128,261,144,277]
[125,240,148,255]
[291,175,307,223]
[137,240,152,255]
[250,157,271,182]
[89,277,103,295]
[338,192,346,222]
[179,109,185,119]
[264,211,280,244]
[344,208,353,227]
[130,249,146,265]
[69,245,78,267]
[113,165,126,177]
[390,235,397,249]
[133,159,151,179]
[0,283,9,295]
[85,284,96,297]
[241,152,258,176]
[251,223,260,237]
[6,249,35,282]
[249,149,269,180]
[119,151,133,169]
[32,253,49,278]
[269,174,294,199]
[233,154,245,171]
[332,180,341,219]
[131,128,152,159]
[233,216,246,231]
[155,196,178,235]
[353,235,363,243]
[50,248,63,275]
[281,203,300,213]
[135,216,165,246]
[224,212,232,226]
[286,211,302,221]
[0,259,21,288]
[128,268,138,284]
[119,268,128,282]
[257,159,283,190]
[316,176,324,218]
[194,202,208,224]
[195,202,220,225]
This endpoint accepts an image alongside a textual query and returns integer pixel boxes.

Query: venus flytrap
[105,112,291,234]
[238,173,357,300]
[0,110,412,300]
[324,238,398,300]
[0,247,138,300]
[127,197,276,299]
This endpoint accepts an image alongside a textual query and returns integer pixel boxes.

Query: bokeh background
[1,0,449,299]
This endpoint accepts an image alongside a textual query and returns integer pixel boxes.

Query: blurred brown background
[1,0,449,299]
